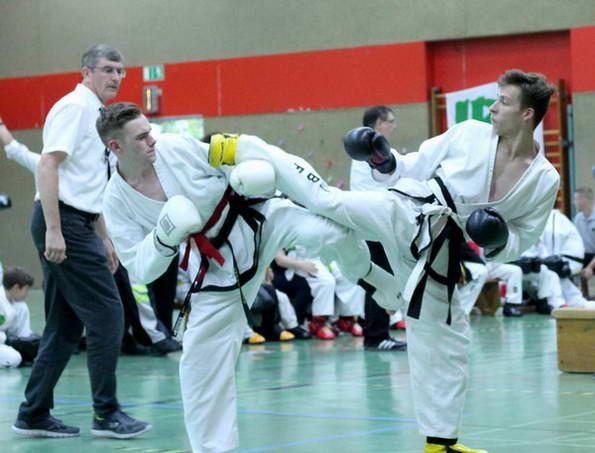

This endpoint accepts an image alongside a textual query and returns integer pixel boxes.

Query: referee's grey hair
[576,187,594,202]
[81,44,123,68]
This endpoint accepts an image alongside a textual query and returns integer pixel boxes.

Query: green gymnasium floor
[2,290,595,453]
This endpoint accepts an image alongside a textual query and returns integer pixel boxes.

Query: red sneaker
[350,322,363,336]
[334,317,354,333]
[391,320,407,330]
[314,325,336,340]
[309,316,327,334]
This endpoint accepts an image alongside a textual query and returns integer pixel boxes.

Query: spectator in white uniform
[0,267,38,367]
[574,187,595,283]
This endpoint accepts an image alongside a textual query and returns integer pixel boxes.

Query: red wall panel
[571,26,595,93]
[0,42,429,130]
[429,31,571,93]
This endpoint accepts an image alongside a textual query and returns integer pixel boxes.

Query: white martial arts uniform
[284,247,336,317]
[103,133,370,453]
[525,209,587,307]
[230,119,560,438]
[486,263,523,304]
[329,261,365,318]
[0,287,34,368]
[458,262,488,316]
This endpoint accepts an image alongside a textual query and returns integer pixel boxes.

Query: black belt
[390,176,462,325]
[200,193,266,292]
[57,201,99,222]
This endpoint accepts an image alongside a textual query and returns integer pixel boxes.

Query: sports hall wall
[1,0,594,285]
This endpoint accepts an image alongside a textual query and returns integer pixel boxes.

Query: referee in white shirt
[13,44,150,439]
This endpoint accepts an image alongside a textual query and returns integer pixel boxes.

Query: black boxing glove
[0,193,11,210]
[342,127,396,174]
[466,208,509,256]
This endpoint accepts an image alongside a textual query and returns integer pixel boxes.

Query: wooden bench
[552,308,595,372]
[475,279,501,315]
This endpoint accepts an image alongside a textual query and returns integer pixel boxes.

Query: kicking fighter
[207,69,559,453]
[96,102,395,453]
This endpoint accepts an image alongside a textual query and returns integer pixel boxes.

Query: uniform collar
[74,83,103,109]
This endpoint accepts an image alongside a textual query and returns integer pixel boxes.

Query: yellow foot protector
[425,442,488,453]
[208,133,240,166]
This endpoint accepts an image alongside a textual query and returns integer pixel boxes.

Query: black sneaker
[91,410,152,439]
[503,303,524,317]
[364,337,407,351]
[151,337,182,356]
[287,326,312,340]
[12,416,80,438]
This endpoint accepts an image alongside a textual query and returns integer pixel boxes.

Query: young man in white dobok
[96,102,394,453]
[207,69,560,453]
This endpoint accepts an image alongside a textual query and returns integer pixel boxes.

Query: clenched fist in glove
[154,195,202,255]
[466,208,508,255]
[342,127,396,174]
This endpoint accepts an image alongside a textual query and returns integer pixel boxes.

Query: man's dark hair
[498,69,556,128]
[362,106,394,128]
[81,44,123,68]
[96,102,142,146]
[2,266,34,290]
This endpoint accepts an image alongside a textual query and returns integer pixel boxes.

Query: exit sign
[143,65,165,82]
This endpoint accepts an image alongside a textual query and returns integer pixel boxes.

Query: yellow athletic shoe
[245,333,266,344]
[424,442,488,453]
[279,330,295,341]
[208,133,240,166]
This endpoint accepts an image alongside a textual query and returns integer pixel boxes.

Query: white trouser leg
[304,260,336,317]
[331,263,365,317]
[560,278,587,307]
[459,262,488,315]
[6,301,34,337]
[0,344,22,368]
[389,310,403,324]
[180,289,248,453]
[534,266,565,308]
[487,263,522,304]
[406,287,470,438]
[235,136,414,246]
[277,290,298,330]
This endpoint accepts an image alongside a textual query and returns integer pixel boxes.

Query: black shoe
[287,326,312,340]
[535,298,553,315]
[151,337,182,356]
[12,416,80,438]
[6,335,40,362]
[503,303,524,317]
[91,410,152,439]
[364,337,407,351]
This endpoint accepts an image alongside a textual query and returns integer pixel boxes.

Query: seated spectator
[274,248,337,340]
[521,206,591,312]
[573,187,595,287]
[1,266,40,367]
[327,261,364,336]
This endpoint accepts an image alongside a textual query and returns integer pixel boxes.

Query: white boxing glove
[363,263,403,313]
[154,195,202,255]
[229,160,276,196]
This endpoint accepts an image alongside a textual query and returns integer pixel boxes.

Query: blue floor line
[236,424,416,452]
[0,396,414,422]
